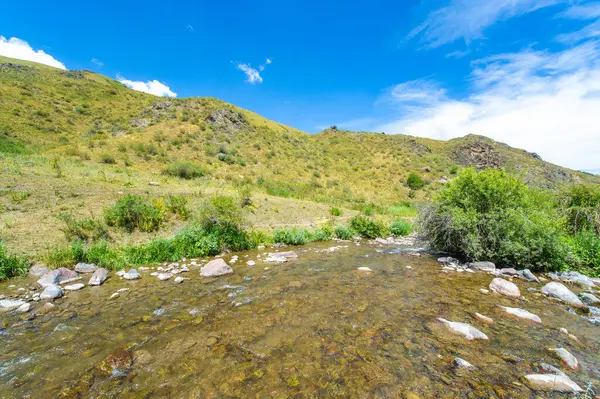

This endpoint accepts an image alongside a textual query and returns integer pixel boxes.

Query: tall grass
[0,243,29,280]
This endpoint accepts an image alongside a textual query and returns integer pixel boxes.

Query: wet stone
[74,263,97,273]
[547,348,578,370]
[437,318,488,340]
[201,259,233,277]
[89,268,109,286]
[525,374,582,393]
[489,278,520,298]
[40,284,63,300]
[500,306,542,324]
[123,269,141,280]
[541,282,588,311]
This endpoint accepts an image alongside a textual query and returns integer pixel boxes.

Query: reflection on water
[1,241,599,398]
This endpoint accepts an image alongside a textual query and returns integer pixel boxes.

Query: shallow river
[1,241,599,398]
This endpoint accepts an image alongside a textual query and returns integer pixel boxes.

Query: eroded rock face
[200,259,233,277]
[525,374,582,393]
[437,318,489,340]
[452,141,502,170]
[37,268,80,287]
[541,282,587,311]
[489,278,520,298]
[89,268,109,286]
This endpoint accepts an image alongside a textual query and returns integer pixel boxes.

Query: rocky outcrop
[452,142,502,170]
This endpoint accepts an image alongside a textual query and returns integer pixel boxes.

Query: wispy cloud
[407,0,567,47]
[0,36,66,69]
[185,24,194,32]
[236,58,272,84]
[91,58,104,67]
[117,74,177,97]
[557,3,600,44]
[376,41,600,170]
[558,2,600,19]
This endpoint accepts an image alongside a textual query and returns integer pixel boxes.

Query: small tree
[406,173,426,190]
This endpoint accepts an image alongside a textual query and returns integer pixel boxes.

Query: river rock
[200,259,233,277]
[29,263,51,277]
[123,269,141,280]
[541,282,587,310]
[37,268,81,287]
[157,273,173,281]
[36,302,55,315]
[64,283,85,291]
[174,276,185,283]
[525,374,582,392]
[74,263,97,273]
[437,318,488,340]
[0,299,26,310]
[539,362,566,377]
[518,269,539,282]
[438,257,460,266]
[489,278,520,297]
[40,284,63,299]
[454,357,475,370]
[467,261,496,271]
[89,268,109,286]
[357,267,373,272]
[547,348,578,370]
[580,292,600,305]
[99,347,133,375]
[473,312,494,325]
[500,306,542,324]
[548,271,595,289]
[246,260,256,266]
[17,302,31,313]
[500,268,518,276]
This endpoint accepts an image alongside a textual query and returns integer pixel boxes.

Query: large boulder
[547,348,578,370]
[518,269,539,282]
[75,263,97,273]
[40,284,63,300]
[541,282,588,311]
[37,268,81,287]
[489,278,520,298]
[467,261,496,271]
[525,374,582,393]
[548,271,595,289]
[89,268,109,286]
[200,259,233,277]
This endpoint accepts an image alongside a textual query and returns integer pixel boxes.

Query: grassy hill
[1,56,598,259]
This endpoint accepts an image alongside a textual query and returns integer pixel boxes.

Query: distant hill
[1,55,598,210]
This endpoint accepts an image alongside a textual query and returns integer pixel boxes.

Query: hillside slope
[1,56,598,257]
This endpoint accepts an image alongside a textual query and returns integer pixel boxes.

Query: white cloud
[407,0,567,47]
[376,42,600,171]
[117,75,177,97]
[557,3,600,44]
[91,58,104,67]
[0,36,66,69]
[378,79,447,107]
[236,63,263,84]
[266,58,272,64]
[186,24,194,32]
[558,2,600,19]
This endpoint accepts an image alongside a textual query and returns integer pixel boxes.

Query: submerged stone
[0,299,26,310]
[64,283,85,291]
[580,292,600,305]
[437,318,489,340]
[547,348,578,370]
[541,282,588,311]
[473,312,494,325]
[123,269,141,280]
[40,284,63,300]
[500,306,541,324]
[525,374,582,393]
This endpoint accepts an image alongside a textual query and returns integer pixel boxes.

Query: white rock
[525,374,582,393]
[157,273,173,281]
[88,268,109,286]
[110,292,120,300]
[473,312,494,325]
[174,276,185,284]
[200,259,233,277]
[500,306,541,324]
[489,278,520,297]
[454,357,475,369]
[541,282,587,310]
[17,302,31,313]
[547,348,579,370]
[0,299,26,310]
[479,288,489,294]
[246,260,256,266]
[64,283,85,291]
[40,284,63,300]
[357,267,373,272]
[437,318,489,340]
[123,269,141,280]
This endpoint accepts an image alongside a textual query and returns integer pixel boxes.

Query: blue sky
[1,0,600,172]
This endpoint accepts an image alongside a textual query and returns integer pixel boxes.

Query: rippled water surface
[1,241,599,398]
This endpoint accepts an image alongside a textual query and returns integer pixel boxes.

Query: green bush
[0,243,28,280]
[390,220,412,236]
[165,194,190,220]
[560,185,600,234]
[58,213,109,242]
[335,225,354,240]
[163,161,206,180]
[198,195,253,251]
[99,153,116,164]
[569,230,600,273]
[273,228,313,245]
[349,216,388,239]
[314,225,334,241]
[105,194,163,232]
[407,173,426,190]
[417,168,568,271]
[330,207,342,216]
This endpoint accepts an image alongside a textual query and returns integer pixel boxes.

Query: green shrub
[449,165,458,175]
[198,195,253,251]
[335,225,354,240]
[273,228,313,245]
[165,194,190,220]
[0,243,28,280]
[406,173,426,190]
[105,194,163,232]
[569,230,600,273]
[163,162,206,180]
[363,205,375,216]
[248,230,273,246]
[99,153,116,164]
[560,185,600,234]
[349,216,388,238]
[314,225,334,241]
[330,207,342,216]
[390,220,412,236]
[58,213,109,242]
[417,168,568,271]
